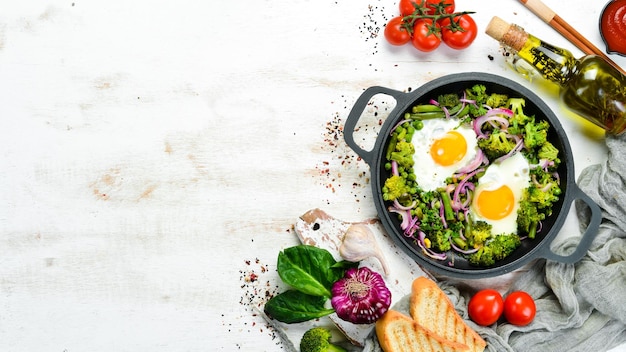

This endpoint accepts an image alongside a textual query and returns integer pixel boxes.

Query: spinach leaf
[263,290,334,324]
[277,245,344,298]
[332,260,360,270]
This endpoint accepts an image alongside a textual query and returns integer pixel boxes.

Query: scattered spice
[236,258,286,348]
[359,4,388,56]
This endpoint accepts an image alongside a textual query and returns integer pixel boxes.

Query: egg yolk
[430,131,467,166]
[475,185,515,220]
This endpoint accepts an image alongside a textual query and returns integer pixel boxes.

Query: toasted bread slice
[376,310,469,352]
[410,277,486,352]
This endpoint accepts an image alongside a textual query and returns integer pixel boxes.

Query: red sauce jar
[600,0,626,56]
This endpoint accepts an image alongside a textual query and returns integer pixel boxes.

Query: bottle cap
[485,16,528,51]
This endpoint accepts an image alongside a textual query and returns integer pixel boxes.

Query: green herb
[264,245,358,324]
[277,245,349,298]
[264,290,335,324]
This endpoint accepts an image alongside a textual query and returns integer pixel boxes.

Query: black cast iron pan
[344,72,601,279]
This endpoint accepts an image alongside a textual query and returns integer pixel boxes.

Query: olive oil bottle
[486,16,626,135]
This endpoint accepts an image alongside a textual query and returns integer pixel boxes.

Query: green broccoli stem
[528,221,538,239]
[406,103,465,120]
[385,135,398,160]
[452,236,468,249]
[439,191,455,221]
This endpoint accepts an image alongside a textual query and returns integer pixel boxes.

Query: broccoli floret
[466,85,488,116]
[477,129,518,159]
[389,140,415,169]
[537,141,560,164]
[524,181,561,209]
[516,167,561,238]
[383,175,411,201]
[523,119,549,150]
[465,220,493,248]
[417,198,448,251]
[467,234,521,266]
[300,327,347,352]
[437,93,460,108]
[467,84,487,103]
[507,98,532,135]
[517,197,545,239]
[508,97,526,116]
[486,93,509,108]
[429,229,453,252]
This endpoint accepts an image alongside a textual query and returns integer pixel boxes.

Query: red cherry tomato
[440,14,477,50]
[503,291,536,326]
[426,0,455,14]
[399,0,425,16]
[399,0,455,16]
[468,289,504,326]
[411,19,441,52]
[384,16,411,46]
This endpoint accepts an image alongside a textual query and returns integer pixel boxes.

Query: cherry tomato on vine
[384,16,411,46]
[468,289,504,326]
[399,0,424,16]
[439,14,477,50]
[503,291,536,326]
[426,0,455,14]
[411,19,441,52]
[399,0,455,16]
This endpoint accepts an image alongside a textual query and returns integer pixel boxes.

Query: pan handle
[343,86,411,166]
[538,185,601,263]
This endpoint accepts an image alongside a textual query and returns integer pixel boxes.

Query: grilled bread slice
[410,277,486,352]
[376,310,469,352]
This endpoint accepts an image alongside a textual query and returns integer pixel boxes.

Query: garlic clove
[339,223,390,276]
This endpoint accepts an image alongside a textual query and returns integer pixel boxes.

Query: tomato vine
[384,0,478,51]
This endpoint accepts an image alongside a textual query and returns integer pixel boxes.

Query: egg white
[411,118,479,192]
[470,152,531,235]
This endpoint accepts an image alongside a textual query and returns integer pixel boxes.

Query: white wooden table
[1,0,624,351]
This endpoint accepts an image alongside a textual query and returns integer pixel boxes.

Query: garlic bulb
[339,224,390,276]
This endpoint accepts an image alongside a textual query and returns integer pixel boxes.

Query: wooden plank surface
[0,0,624,351]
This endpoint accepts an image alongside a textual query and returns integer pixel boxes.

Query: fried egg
[470,152,531,235]
[412,118,479,191]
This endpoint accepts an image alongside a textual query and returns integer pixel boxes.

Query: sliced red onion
[450,240,479,254]
[330,267,391,324]
[388,207,410,230]
[417,238,447,260]
[454,148,487,175]
[404,215,420,237]
[474,113,510,132]
[390,119,411,135]
[452,99,467,118]
[429,99,439,106]
[531,159,555,171]
[494,138,524,164]
[552,172,560,185]
[439,199,447,229]
[452,168,483,211]
[442,106,451,119]
[541,182,553,192]
[393,199,416,211]
[391,160,399,176]
[487,107,514,118]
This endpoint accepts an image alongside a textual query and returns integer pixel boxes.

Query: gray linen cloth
[365,133,626,352]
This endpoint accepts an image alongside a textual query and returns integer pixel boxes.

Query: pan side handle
[343,86,409,166]
[538,185,602,264]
